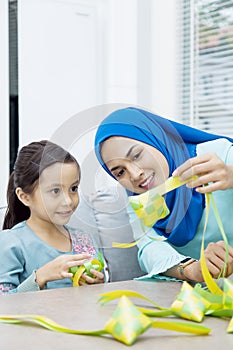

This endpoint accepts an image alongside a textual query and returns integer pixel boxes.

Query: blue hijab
[95,107,233,246]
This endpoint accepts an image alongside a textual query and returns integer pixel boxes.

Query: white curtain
[181,0,233,137]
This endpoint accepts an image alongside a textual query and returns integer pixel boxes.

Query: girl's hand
[184,241,233,282]
[172,153,233,193]
[79,269,105,286]
[35,253,91,289]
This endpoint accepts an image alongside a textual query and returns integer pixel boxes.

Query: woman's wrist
[177,258,197,281]
[179,259,203,282]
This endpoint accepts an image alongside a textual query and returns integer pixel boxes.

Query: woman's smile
[139,172,155,191]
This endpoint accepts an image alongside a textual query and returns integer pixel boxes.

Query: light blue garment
[0,221,99,293]
[128,139,233,280]
[95,107,233,246]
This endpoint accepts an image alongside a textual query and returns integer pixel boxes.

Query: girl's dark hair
[2,140,80,230]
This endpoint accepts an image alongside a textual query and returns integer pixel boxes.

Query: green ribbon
[0,295,210,346]
[69,252,104,286]
[0,176,233,344]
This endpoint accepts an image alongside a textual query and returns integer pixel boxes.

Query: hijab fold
[95,107,233,246]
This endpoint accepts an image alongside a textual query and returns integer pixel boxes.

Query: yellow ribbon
[112,175,198,248]
[0,176,232,344]
[69,253,104,287]
[0,295,210,346]
[98,278,233,334]
[102,174,233,336]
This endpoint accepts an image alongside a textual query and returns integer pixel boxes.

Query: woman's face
[100,136,169,194]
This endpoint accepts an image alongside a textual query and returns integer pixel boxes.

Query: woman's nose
[128,163,144,181]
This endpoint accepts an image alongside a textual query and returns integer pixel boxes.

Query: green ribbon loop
[69,252,104,286]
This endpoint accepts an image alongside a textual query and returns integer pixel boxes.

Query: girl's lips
[56,210,73,217]
[139,173,155,190]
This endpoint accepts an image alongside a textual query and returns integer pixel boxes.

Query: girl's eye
[51,188,60,195]
[70,185,78,193]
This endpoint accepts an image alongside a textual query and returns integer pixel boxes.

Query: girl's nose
[62,193,73,206]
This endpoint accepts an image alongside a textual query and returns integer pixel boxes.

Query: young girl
[95,107,233,283]
[0,140,104,293]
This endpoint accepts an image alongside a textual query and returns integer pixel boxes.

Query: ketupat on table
[0,280,233,350]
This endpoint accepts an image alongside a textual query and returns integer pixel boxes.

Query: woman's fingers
[173,153,233,192]
[204,241,233,277]
[173,154,213,178]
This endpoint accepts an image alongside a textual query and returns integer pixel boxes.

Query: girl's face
[27,162,80,226]
[101,136,169,194]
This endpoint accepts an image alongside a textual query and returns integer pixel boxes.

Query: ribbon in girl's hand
[69,252,104,286]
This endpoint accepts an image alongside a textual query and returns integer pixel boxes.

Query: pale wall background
[0,0,181,207]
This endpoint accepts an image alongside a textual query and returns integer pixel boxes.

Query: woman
[95,106,233,283]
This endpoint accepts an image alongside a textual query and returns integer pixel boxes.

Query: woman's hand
[173,153,233,193]
[184,241,233,282]
[35,253,91,289]
[79,269,105,286]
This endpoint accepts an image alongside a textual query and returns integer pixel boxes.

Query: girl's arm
[0,271,41,294]
[0,237,41,294]
[0,250,91,294]
[0,230,99,293]
[34,253,92,289]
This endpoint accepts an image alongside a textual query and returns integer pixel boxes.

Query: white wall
[17,0,180,145]
[0,0,9,208]
[18,0,140,147]
[104,0,138,104]
[18,0,105,146]
[150,0,181,120]
[1,0,180,205]
[17,0,141,197]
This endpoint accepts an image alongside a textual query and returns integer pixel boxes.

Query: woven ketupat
[171,282,210,322]
[129,191,170,227]
[223,279,233,309]
[104,295,152,345]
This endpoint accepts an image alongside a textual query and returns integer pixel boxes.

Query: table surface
[0,279,232,350]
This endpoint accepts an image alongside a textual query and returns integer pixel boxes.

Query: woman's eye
[113,168,125,178]
[133,150,142,160]
[70,185,78,193]
[51,188,60,195]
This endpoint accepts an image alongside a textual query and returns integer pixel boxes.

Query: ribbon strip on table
[0,295,210,346]
[99,175,233,335]
[0,175,232,345]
